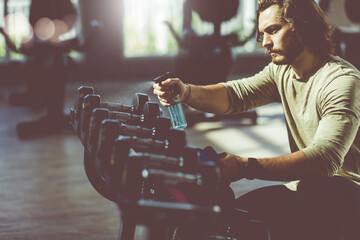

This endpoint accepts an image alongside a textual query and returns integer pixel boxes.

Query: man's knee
[297,176,360,238]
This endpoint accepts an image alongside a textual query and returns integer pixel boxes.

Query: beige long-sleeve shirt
[222,56,360,184]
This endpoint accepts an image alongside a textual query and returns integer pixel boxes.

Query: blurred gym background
[0,0,358,239]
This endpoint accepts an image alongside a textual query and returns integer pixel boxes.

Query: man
[153,0,360,239]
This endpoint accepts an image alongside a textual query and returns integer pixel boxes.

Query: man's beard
[270,34,304,65]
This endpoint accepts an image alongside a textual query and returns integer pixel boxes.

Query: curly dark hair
[256,0,335,57]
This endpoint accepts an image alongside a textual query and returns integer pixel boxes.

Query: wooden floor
[0,80,289,240]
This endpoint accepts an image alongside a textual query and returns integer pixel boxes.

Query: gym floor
[0,79,289,240]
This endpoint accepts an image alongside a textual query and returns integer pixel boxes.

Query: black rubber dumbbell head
[95,119,120,175]
[75,86,94,121]
[119,155,144,199]
[167,128,187,155]
[87,108,110,151]
[131,93,149,115]
[153,117,172,140]
[80,94,101,140]
[105,136,131,192]
[142,102,161,128]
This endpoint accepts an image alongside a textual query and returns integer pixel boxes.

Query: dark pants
[235,176,360,240]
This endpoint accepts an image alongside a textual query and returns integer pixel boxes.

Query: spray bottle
[153,72,187,129]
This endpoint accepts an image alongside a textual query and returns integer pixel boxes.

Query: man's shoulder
[316,56,360,92]
[323,56,360,79]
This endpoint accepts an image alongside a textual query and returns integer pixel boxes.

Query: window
[123,0,184,57]
[123,0,259,58]
[0,0,79,61]
[8,0,31,60]
[0,0,31,60]
[0,1,5,58]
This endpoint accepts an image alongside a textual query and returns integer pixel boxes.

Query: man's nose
[262,33,272,48]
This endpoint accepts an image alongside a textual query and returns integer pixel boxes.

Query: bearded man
[153,0,360,239]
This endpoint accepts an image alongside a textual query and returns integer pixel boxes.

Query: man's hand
[217,152,248,183]
[153,78,189,107]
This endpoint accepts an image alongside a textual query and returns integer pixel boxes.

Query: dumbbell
[104,138,216,189]
[103,134,222,183]
[82,119,120,202]
[84,121,184,202]
[106,142,186,179]
[115,152,221,201]
[78,93,154,140]
[79,95,160,141]
[84,121,230,205]
[83,151,117,202]
[89,119,214,181]
[73,86,149,118]
[86,118,180,177]
[71,86,94,133]
[142,164,230,207]
[108,151,185,201]
[73,87,150,133]
[94,121,186,177]
[115,130,186,154]
[108,135,222,172]
[109,140,233,204]
[84,121,185,200]
[86,108,172,152]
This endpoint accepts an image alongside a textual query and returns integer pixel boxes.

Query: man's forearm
[253,151,316,181]
[184,83,230,114]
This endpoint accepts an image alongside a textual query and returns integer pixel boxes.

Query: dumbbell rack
[70,86,271,240]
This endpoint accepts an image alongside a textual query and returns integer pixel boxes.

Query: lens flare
[50,19,68,42]
[4,13,32,38]
[34,17,55,40]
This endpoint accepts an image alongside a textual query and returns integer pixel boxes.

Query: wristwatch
[245,157,260,180]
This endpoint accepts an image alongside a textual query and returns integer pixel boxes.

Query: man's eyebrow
[261,24,281,33]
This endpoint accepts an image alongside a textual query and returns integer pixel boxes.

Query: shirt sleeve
[221,63,280,114]
[302,75,360,176]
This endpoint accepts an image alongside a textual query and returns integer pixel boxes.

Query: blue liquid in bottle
[153,72,187,129]
[168,95,187,129]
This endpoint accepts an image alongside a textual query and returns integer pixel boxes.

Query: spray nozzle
[153,72,176,85]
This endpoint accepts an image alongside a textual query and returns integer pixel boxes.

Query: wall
[0,0,270,85]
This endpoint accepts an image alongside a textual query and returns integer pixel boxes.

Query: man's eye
[269,27,280,34]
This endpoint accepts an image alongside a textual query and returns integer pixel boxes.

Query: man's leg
[234,184,297,240]
[234,177,360,240]
[296,176,360,240]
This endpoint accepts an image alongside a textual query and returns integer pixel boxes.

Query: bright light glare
[4,13,75,42]
[51,19,68,42]
[34,17,55,40]
[4,13,32,38]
